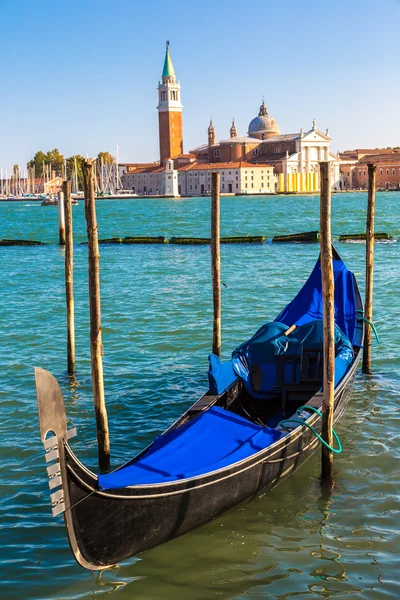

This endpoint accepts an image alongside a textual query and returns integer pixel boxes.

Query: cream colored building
[191,105,341,193]
[121,161,275,196]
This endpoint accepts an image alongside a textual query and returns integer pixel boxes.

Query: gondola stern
[34,367,105,571]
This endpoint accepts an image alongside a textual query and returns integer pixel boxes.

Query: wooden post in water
[63,180,75,374]
[82,159,110,472]
[319,162,335,481]
[58,191,66,245]
[362,164,376,375]
[211,172,221,357]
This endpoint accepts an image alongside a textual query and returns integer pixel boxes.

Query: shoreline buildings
[338,148,400,190]
[120,44,340,196]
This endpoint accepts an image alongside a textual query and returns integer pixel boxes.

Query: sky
[1,0,400,168]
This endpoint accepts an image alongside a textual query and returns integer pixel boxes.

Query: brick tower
[158,42,183,163]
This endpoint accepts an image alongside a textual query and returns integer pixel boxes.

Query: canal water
[0,193,399,599]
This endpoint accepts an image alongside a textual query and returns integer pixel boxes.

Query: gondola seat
[98,406,282,490]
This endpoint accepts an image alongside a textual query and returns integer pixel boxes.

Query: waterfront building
[339,148,400,190]
[122,161,275,196]
[44,176,64,195]
[121,44,340,196]
[190,105,340,193]
[157,42,183,162]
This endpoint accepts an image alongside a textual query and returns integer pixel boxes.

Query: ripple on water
[0,194,399,599]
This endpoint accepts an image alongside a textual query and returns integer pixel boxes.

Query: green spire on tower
[162,41,175,78]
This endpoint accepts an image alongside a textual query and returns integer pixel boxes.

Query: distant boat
[34,246,363,570]
[41,196,78,206]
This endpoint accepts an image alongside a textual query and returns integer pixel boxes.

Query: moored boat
[35,246,363,570]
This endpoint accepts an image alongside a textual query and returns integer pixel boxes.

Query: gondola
[35,247,364,570]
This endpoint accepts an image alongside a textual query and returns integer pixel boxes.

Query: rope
[357,310,380,343]
[278,405,342,454]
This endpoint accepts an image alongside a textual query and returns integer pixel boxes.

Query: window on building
[380,169,383,175]
[251,183,254,188]
[387,169,389,175]
[214,150,220,158]
[245,176,247,181]
[358,170,361,176]
[363,170,366,176]
[229,171,231,175]
[393,169,395,175]
[251,176,254,180]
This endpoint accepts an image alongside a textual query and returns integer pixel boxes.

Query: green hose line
[278,405,342,454]
[357,310,380,343]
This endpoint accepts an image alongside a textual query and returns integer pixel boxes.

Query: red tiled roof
[178,161,273,172]
[358,154,400,165]
[125,164,163,174]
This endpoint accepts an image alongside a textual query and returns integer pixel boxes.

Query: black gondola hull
[64,360,358,568]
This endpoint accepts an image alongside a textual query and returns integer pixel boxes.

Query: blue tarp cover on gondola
[275,258,357,344]
[208,257,357,396]
[98,406,281,490]
[231,319,354,399]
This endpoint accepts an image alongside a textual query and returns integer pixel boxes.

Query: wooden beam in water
[63,180,76,374]
[362,164,377,375]
[82,159,110,473]
[0,239,45,246]
[124,236,168,244]
[211,172,221,358]
[58,191,66,245]
[339,232,390,242]
[272,231,320,243]
[319,162,335,483]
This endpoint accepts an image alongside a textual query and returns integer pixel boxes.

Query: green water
[0,193,399,599]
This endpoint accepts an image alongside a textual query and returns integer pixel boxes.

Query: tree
[66,155,85,190]
[27,148,65,178]
[46,148,64,176]
[27,151,48,178]
[97,151,115,165]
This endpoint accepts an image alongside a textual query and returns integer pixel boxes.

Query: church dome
[248,100,279,139]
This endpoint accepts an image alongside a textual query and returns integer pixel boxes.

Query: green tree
[46,148,64,176]
[27,151,47,178]
[66,155,85,189]
[27,149,65,178]
[97,151,114,165]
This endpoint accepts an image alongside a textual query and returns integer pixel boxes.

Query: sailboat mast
[74,157,78,192]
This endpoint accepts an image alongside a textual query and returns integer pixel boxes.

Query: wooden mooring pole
[57,191,66,245]
[82,159,110,472]
[362,164,376,375]
[211,172,221,357]
[63,180,76,374]
[319,162,335,481]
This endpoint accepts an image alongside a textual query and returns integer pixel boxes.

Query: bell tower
[158,42,183,163]
[230,118,238,138]
[208,119,216,147]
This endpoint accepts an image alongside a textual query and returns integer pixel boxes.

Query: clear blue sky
[1,0,399,168]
